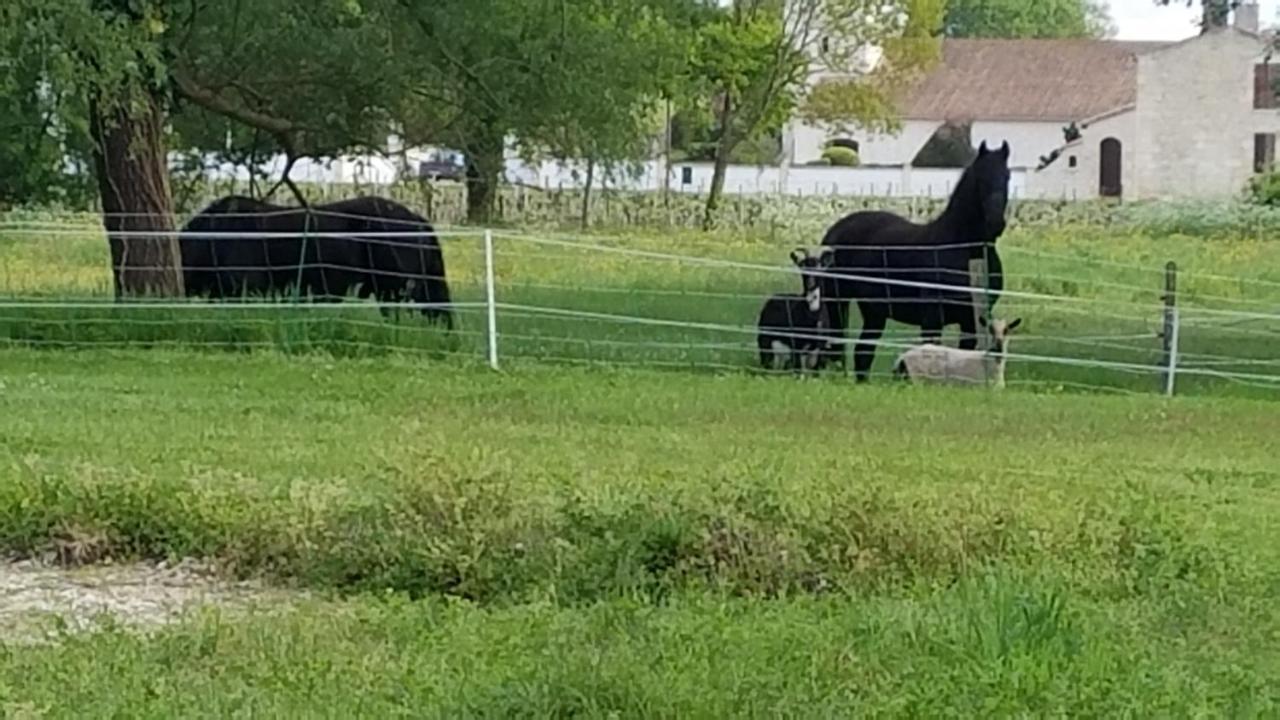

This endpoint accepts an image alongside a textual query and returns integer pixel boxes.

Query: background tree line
[5,0,1236,297]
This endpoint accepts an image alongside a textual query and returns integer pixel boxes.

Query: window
[821,37,830,54]
[1068,155,1078,168]
[1254,64,1279,109]
[1254,134,1275,173]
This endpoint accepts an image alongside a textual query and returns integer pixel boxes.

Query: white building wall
[786,119,941,166]
[970,121,1068,170]
[1133,29,1276,199]
[787,118,1066,170]
[1026,109,1137,200]
[509,159,1030,198]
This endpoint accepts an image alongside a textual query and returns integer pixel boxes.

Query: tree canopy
[0,0,956,284]
[681,0,944,228]
[1154,0,1242,33]
[380,0,689,221]
[943,0,1114,39]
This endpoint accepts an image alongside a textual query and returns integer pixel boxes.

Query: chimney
[1235,2,1260,34]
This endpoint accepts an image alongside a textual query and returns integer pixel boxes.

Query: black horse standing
[819,141,1010,382]
[180,195,454,328]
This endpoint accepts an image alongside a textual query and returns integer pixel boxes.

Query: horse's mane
[934,147,1005,236]
[190,194,436,233]
[192,195,301,218]
[312,196,436,229]
[939,158,983,223]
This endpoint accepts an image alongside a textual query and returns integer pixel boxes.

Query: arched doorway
[1100,138,1122,198]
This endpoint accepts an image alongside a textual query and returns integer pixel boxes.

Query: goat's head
[979,315,1022,355]
[790,247,834,313]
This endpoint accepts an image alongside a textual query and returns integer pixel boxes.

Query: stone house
[784,3,1280,200]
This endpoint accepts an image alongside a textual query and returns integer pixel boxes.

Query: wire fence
[0,217,1278,400]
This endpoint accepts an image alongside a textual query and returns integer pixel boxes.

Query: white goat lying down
[893,317,1022,388]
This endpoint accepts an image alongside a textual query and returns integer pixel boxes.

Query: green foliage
[683,0,944,227]
[166,0,408,161]
[913,121,976,167]
[820,145,860,166]
[944,0,1114,38]
[0,19,95,208]
[1247,169,1280,207]
[1154,0,1239,31]
[0,0,173,209]
[798,0,945,137]
[385,0,690,220]
[0,0,691,216]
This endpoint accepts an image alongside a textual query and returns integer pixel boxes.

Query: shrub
[1246,169,1280,207]
[820,146,860,167]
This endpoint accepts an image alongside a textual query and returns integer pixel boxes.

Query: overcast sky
[1109,0,1278,40]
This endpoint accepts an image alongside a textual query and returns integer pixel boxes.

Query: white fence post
[1161,261,1179,396]
[484,228,499,370]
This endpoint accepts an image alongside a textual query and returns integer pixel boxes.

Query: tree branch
[263,151,306,207]
[394,0,504,115]
[170,64,296,137]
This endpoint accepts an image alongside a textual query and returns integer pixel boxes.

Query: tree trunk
[465,123,505,224]
[702,96,735,232]
[89,93,183,298]
[580,158,595,230]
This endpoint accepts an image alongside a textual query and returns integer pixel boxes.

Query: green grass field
[2,219,1279,399]
[0,351,1278,714]
[1,215,1279,714]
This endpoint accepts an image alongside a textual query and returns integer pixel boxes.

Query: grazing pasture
[1,217,1278,398]
[0,207,1278,713]
[0,350,1278,714]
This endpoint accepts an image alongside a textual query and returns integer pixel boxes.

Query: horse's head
[791,247,834,313]
[970,141,1011,242]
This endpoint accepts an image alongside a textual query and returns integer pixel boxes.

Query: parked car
[417,151,465,182]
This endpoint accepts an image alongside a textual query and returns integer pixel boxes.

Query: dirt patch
[0,559,302,644]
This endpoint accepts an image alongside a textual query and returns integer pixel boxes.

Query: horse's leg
[920,299,944,346]
[957,304,979,351]
[853,304,886,384]
[824,295,851,370]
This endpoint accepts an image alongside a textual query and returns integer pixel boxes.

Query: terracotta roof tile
[900,39,1173,122]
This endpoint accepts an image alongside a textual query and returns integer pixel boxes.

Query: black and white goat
[757,247,836,373]
[893,316,1022,388]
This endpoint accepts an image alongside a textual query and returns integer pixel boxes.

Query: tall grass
[4,579,1276,717]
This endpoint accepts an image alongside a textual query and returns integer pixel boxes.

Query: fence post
[1160,261,1179,396]
[969,255,991,351]
[484,229,499,370]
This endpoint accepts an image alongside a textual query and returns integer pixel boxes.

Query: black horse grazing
[179,195,453,328]
[819,141,1010,382]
